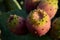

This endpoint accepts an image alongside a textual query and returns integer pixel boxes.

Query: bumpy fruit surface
[50,17,60,40]
[8,14,27,35]
[26,9,51,36]
[24,0,40,13]
[37,0,58,19]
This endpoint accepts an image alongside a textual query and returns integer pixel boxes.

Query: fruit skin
[7,14,27,35]
[37,0,58,19]
[50,17,60,40]
[26,9,51,36]
[24,0,40,13]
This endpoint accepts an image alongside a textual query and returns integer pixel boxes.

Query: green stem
[5,0,22,11]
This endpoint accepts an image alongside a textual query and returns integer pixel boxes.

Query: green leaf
[5,0,22,11]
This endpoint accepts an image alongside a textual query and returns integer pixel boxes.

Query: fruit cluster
[0,0,59,40]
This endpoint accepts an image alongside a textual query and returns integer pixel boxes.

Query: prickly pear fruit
[50,17,60,40]
[37,0,58,19]
[7,14,27,35]
[26,9,51,36]
[24,0,40,13]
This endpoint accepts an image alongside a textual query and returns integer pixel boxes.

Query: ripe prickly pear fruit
[26,9,51,36]
[7,14,27,35]
[24,0,40,13]
[50,17,60,40]
[37,0,58,19]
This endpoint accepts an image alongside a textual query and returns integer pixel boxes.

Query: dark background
[55,0,60,17]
